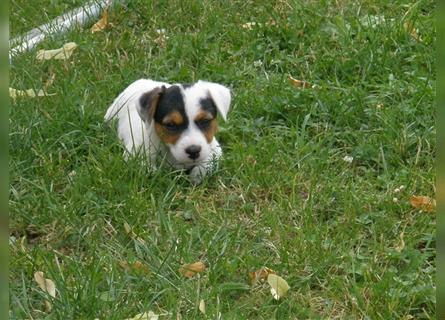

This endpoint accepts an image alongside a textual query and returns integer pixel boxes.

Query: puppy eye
[196,119,212,128]
[164,122,178,130]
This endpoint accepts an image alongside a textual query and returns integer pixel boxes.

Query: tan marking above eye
[162,111,183,125]
[194,112,213,122]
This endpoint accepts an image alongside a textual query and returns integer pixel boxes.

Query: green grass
[9,0,436,318]
[9,0,87,37]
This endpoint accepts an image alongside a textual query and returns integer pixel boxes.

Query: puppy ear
[138,86,165,123]
[199,81,231,121]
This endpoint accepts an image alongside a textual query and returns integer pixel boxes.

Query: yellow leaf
[123,221,132,234]
[198,299,206,314]
[36,42,78,61]
[34,271,56,311]
[288,75,312,89]
[123,222,146,245]
[403,21,421,41]
[248,267,276,285]
[395,232,405,252]
[91,7,109,33]
[119,260,150,274]
[9,87,55,99]
[179,261,206,278]
[125,311,159,320]
[267,274,290,300]
[410,195,436,212]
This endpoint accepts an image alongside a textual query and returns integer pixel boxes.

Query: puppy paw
[189,165,206,185]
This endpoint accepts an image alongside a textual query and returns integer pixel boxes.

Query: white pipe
[9,0,120,61]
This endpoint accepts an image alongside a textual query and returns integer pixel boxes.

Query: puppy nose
[185,145,201,160]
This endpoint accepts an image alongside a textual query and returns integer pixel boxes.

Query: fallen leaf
[19,236,26,252]
[34,271,56,311]
[123,221,132,234]
[198,299,206,314]
[9,87,55,99]
[267,274,290,300]
[404,21,421,41]
[91,7,109,33]
[34,272,56,298]
[288,75,312,89]
[119,260,150,274]
[36,42,77,61]
[179,261,206,278]
[410,195,436,212]
[125,311,159,320]
[395,232,405,252]
[248,267,275,285]
[123,222,146,245]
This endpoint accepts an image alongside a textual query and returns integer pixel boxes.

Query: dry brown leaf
[179,261,206,278]
[198,299,206,315]
[288,75,312,89]
[410,195,436,212]
[119,260,150,274]
[248,267,276,285]
[91,7,109,33]
[403,21,421,41]
[9,87,55,99]
[34,271,56,311]
[36,42,77,61]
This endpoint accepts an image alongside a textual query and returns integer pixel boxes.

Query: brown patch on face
[204,118,218,143]
[162,111,184,126]
[194,111,218,143]
[154,123,182,145]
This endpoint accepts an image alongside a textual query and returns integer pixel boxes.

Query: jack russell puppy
[105,79,231,184]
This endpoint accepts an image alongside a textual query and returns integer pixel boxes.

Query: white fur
[105,79,231,184]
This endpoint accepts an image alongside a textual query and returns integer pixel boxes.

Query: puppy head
[138,81,231,167]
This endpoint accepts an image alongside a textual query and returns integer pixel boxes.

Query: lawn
[9,0,436,319]
[9,0,86,37]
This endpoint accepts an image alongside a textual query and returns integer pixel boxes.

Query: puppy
[105,79,231,184]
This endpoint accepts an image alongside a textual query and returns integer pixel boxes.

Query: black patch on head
[200,97,217,117]
[154,85,189,131]
[181,83,193,89]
